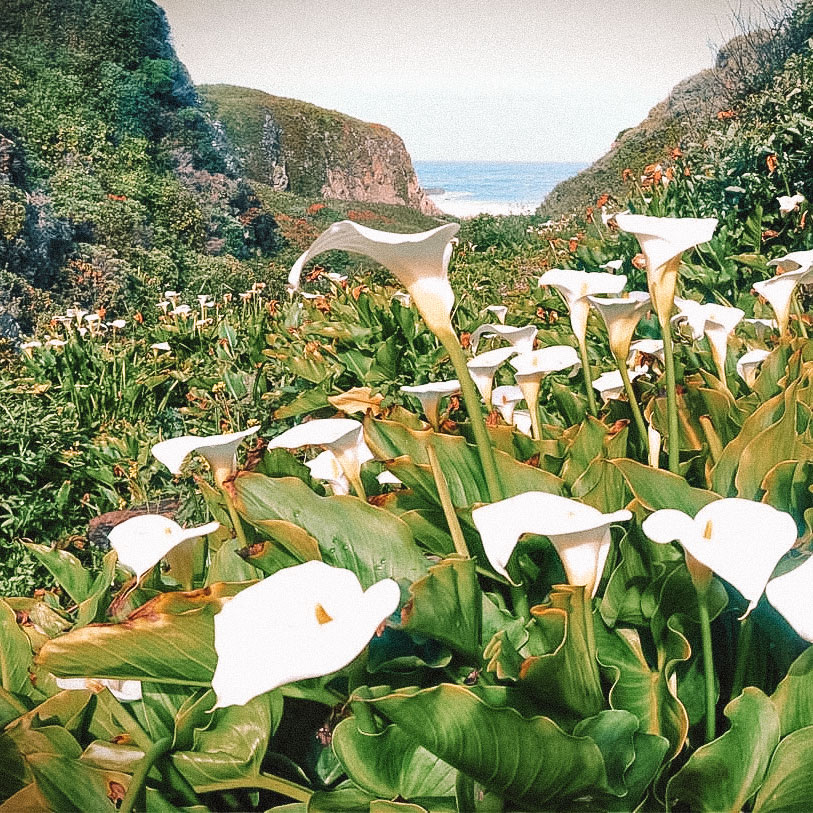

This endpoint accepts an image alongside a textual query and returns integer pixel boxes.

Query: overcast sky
[157,0,769,163]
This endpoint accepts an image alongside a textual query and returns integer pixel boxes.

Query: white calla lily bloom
[484,304,508,323]
[471,491,631,596]
[400,380,460,429]
[510,346,580,438]
[376,470,402,486]
[305,450,350,495]
[152,426,260,486]
[55,677,142,702]
[702,304,744,385]
[628,338,665,366]
[468,323,537,355]
[642,499,797,614]
[492,384,525,424]
[600,259,624,271]
[288,220,460,336]
[766,249,813,274]
[593,367,646,403]
[212,561,400,708]
[267,419,373,493]
[587,291,651,360]
[108,515,220,580]
[614,214,717,320]
[466,346,518,408]
[766,556,813,641]
[736,348,771,388]
[777,194,806,215]
[391,291,412,308]
[538,269,627,348]
[150,341,171,353]
[512,409,533,437]
[754,265,813,338]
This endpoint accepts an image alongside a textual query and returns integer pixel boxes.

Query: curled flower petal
[108,515,220,580]
[587,291,651,359]
[400,380,460,428]
[212,561,400,707]
[484,304,508,323]
[754,265,813,337]
[305,450,350,495]
[492,384,525,424]
[736,348,770,388]
[766,556,813,641]
[467,346,518,407]
[56,677,142,702]
[469,323,537,355]
[471,492,631,596]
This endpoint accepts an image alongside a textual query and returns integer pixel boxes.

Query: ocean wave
[427,195,536,217]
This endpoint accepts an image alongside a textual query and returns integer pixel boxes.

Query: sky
[157,0,769,163]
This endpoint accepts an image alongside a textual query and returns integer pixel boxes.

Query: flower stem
[223,491,249,548]
[579,339,598,417]
[615,354,649,456]
[793,294,809,339]
[660,316,681,474]
[697,589,717,743]
[348,473,368,501]
[441,331,503,502]
[730,614,754,701]
[120,737,172,813]
[427,437,469,558]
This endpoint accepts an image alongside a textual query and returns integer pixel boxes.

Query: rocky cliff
[539,23,799,218]
[199,85,440,215]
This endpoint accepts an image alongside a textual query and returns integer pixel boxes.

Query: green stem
[441,331,503,502]
[793,294,809,339]
[579,339,598,417]
[730,614,754,701]
[222,490,248,548]
[194,775,313,802]
[697,590,717,743]
[660,316,681,474]
[348,472,367,501]
[615,355,649,457]
[427,438,469,558]
[455,771,476,813]
[120,737,173,813]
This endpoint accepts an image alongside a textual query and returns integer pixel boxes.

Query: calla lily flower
[152,426,260,486]
[55,677,142,702]
[466,346,518,408]
[211,560,400,708]
[471,492,631,596]
[600,259,624,271]
[736,348,771,388]
[614,214,717,320]
[305,450,350,495]
[469,323,537,355]
[492,384,525,424]
[754,265,813,337]
[484,304,508,323]
[743,317,777,340]
[391,291,412,308]
[587,291,651,360]
[538,269,627,348]
[107,514,220,581]
[288,220,461,337]
[150,341,171,353]
[777,193,805,215]
[702,304,744,386]
[510,345,580,438]
[766,249,813,274]
[512,409,533,436]
[400,380,460,429]
[672,297,708,341]
[765,556,813,641]
[485,305,508,325]
[642,499,797,614]
[628,338,665,366]
[267,419,373,495]
[593,367,646,403]
[377,470,402,486]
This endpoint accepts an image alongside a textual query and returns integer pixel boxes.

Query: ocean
[414,160,588,218]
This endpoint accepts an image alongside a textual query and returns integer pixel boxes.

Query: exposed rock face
[200,85,440,215]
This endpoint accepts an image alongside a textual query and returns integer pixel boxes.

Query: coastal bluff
[200,85,440,215]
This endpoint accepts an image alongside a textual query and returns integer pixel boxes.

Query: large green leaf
[770,646,813,736]
[332,719,456,799]
[356,683,608,807]
[364,417,563,507]
[36,585,246,685]
[595,624,688,759]
[666,688,780,811]
[753,725,813,812]
[401,557,481,662]
[572,710,638,797]
[173,691,283,789]
[24,545,92,605]
[0,599,32,696]
[610,458,720,514]
[233,473,428,586]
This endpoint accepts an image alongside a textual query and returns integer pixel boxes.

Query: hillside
[199,84,440,215]
[539,7,813,218]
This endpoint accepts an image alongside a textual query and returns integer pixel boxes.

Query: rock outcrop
[200,85,440,215]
